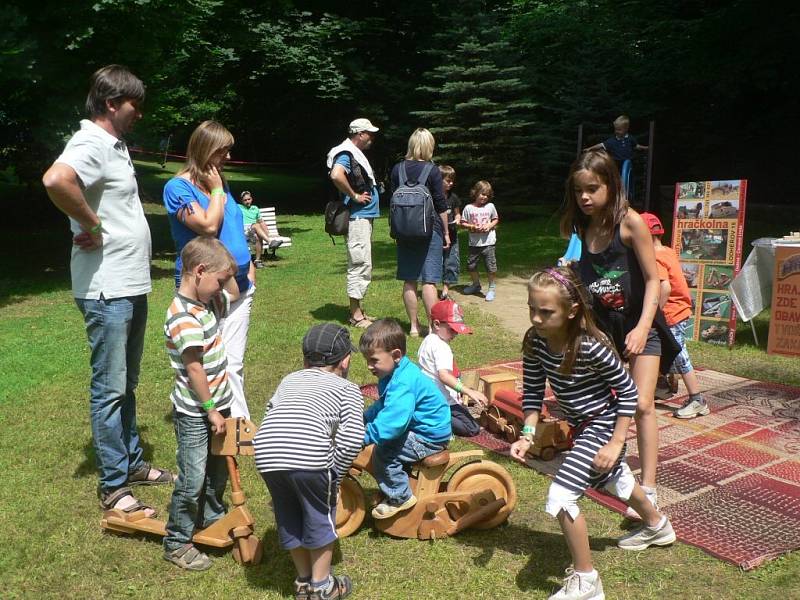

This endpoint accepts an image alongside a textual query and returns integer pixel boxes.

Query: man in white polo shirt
[43,65,173,515]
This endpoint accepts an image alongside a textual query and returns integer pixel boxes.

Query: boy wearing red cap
[641,213,708,418]
[418,300,488,436]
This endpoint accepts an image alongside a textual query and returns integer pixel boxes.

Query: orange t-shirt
[655,245,692,326]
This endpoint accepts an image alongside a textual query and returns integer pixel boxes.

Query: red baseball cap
[430,299,473,334]
[640,212,665,235]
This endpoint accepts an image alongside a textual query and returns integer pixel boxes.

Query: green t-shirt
[238,204,261,225]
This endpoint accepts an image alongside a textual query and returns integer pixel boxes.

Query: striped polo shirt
[254,369,365,481]
[164,291,232,416]
[522,332,637,428]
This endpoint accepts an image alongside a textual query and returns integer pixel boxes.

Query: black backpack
[324,151,372,243]
[389,161,436,241]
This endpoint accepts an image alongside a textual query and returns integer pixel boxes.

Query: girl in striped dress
[510,267,675,600]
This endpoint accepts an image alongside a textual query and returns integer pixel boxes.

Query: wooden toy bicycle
[335,444,517,540]
[101,418,263,565]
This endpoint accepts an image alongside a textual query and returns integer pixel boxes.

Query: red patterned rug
[362,363,800,569]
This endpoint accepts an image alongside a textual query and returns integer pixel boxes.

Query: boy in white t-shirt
[461,180,499,301]
[417,300,488,437]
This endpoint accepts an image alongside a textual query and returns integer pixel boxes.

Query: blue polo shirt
[603,134,638,162]
[333,152,379,219]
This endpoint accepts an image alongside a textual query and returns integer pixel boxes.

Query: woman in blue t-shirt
[162,120,254,419]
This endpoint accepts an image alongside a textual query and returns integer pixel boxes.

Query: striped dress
[254,369,365,482]
[164,291,232,416]
[522,330,638,493]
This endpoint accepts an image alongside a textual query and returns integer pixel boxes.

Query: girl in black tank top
[561,150,679,512]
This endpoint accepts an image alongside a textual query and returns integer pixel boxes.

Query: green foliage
[1,0,797,206]
[412,3,539,201]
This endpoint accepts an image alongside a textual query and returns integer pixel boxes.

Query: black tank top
[578,224,680,373]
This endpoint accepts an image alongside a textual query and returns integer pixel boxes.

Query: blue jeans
[443,233,460,285]
[372,432,447,504]
[164,411,229,551]
[75,294,148,493]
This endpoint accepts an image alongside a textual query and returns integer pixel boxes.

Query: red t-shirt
[655,245,692,326]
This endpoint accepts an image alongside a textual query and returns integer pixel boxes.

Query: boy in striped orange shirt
[163,237,240,570]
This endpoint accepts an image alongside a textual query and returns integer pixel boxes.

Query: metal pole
[161,134,172,168]
[644,120,655,211]
[576,123,584,159]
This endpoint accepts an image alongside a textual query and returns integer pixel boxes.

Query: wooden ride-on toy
[480,389,570,461]
[101,417,263,565]
[335,444,517,540]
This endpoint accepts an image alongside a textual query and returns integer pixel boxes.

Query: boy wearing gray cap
[254,323,364,600]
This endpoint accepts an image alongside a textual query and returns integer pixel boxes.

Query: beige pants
[346,218,373,300]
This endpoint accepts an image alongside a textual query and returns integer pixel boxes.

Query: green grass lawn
[1,198,798,599]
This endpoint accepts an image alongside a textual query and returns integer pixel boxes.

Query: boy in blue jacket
[359,319,452,519]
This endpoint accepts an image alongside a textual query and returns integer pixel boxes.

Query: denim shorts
[396,226,444,283]
[261,469,338,550]
[668,318,694,374]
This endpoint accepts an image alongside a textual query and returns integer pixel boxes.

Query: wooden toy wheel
[445,461,517,529]
[485,406,503,433]
[335,475,366,538]
[504,422,520,443]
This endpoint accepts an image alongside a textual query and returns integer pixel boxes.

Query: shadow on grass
[73,425,158,480]
[244,526,345,596]
[310,302,351,325]
[455,522,620,595]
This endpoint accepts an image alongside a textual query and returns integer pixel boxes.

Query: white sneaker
[548,568,605,600]
[674,397,710,419]
[618,517,677,551]
[371,495,417,519]
[624,486,658,520]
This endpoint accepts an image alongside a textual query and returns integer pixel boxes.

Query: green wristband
[202,399,215,411]
[89,220,102,235]
[522,425,536,435]
[211,187,224,196]
[454,380,464,394]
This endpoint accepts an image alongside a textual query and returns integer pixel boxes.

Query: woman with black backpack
[389,128,450,336]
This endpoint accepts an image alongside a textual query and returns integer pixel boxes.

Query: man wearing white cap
[326,118,381,328]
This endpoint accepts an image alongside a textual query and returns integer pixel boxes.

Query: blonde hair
[180,237,238,276]
[559,150,628,239]
[613,115,630,128]
[405,128,435,161]
[470,180,494,202]
[438,164,455,182]
[524,267,615,375]
[179,120,234,190]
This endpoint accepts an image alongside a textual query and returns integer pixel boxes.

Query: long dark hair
[523,266,616,375]
[559,150,628,240]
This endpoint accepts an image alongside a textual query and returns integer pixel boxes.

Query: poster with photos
[671,180,747,346]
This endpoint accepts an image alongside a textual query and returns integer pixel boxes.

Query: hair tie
[544,267,579,302]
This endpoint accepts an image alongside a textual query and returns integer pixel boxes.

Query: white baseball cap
[349,118,379,134]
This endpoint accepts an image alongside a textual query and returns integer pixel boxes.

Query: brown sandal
[348,316,372,329]
[128,462,176,486]
[100,486,156,515]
